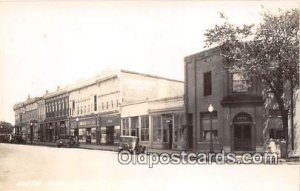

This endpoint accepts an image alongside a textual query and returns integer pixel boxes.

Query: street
[0,143,299,191]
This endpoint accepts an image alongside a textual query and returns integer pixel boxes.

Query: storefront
[150,112,186,150]
[45,119,69,142]
[70,115,97,144]
[99,114,121,145]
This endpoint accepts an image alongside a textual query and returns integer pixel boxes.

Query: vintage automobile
[9,135,26,144]
[118,136,146,153]
[56,135,79,148]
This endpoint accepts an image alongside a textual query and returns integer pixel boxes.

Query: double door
[234,124,252,151]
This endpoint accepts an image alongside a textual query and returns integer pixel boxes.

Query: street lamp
[208,104,214,153]
[76,117,79,144]
[30,122,33,144]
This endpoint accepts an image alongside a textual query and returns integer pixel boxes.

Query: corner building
[185,47,267,152]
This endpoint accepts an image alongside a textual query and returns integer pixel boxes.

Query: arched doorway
[233,112,252,151]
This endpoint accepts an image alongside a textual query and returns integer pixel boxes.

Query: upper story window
[203,71,212,96]
[232,73,250,93]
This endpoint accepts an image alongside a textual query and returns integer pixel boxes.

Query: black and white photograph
[0,0,299,191]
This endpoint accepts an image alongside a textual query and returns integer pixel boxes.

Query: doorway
[106,126,114,145]
[234,124,252,151]
[233,113,253,151]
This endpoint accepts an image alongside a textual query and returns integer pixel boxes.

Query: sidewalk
[26,141,179,154]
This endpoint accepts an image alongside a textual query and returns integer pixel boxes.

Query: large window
[141,115,149,141]
[232,73,250,93]
[130,117,139,137]
[204,71,212,96]
[162,114,172,143]
[122,118,129,136]
[152,116,162,142]
[174,114,184,143]
[201,111,218,141]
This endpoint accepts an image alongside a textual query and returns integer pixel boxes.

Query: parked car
[56,135,79,148]
[118,136,146,154]
[0,134,10,143]
[9,135,26,144]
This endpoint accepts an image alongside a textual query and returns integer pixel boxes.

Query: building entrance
[233,112,253,151]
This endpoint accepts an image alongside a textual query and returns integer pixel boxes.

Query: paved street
[0,143,299,191]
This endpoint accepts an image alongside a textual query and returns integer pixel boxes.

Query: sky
[0,0,298,124]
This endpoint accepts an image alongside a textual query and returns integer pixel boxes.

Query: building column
[172,114,175,149]
[138,116,142,139]
[193,112,198,151]
[149,115,152,149]
[128,117,131,136]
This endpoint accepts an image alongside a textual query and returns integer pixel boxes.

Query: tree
[0,121,14,134]
[204,9,299,153]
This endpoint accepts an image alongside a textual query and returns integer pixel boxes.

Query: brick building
[184,47,285,152]
[44,88,69,142]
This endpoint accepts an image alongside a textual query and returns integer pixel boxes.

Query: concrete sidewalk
[26,141,179,154]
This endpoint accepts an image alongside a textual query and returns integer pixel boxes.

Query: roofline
[121,96,184,107]
[184,45,222,62]
[121,69,183,83]
[15,69,183,104]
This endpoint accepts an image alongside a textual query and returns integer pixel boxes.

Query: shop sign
[100,114,121,126]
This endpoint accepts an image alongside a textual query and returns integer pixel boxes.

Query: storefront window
[122,118,129,135]
[162,115,172,143]
[201,111,218,141]
[203,130,218,140]
[79,128,86,143]
[174,114,180,143]
[131,117,139,137]
[91,128,96,143]
[141,115,149,141]
[114,126,120,144]
[153,116,162,142]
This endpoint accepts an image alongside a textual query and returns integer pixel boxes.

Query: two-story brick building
[44,88,69,142]
[185,47,270,152]
[13,96,41,141]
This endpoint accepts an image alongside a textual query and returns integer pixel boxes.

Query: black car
[56,136,79,148]
[9,135,26,144]
[118,136,146,154]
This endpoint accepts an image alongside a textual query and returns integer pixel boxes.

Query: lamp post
[76,117,79,144]
[30,122,33,144]
[208,104,214,153]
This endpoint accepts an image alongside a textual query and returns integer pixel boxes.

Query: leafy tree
[204,9,299,151]
[0,121,14,134]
